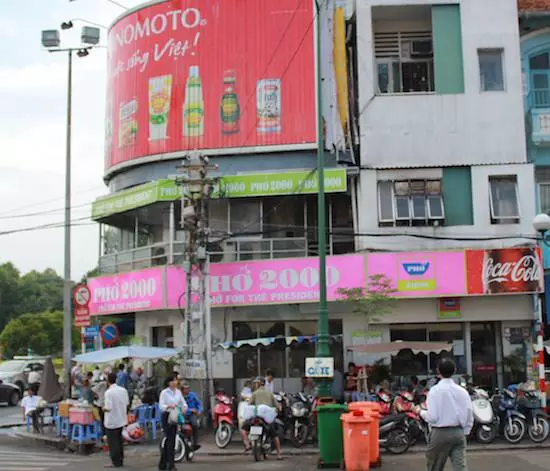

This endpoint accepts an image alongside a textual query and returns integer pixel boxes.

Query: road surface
[0,403,23,428]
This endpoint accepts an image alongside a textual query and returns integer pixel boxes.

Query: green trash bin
[317,404,348,468]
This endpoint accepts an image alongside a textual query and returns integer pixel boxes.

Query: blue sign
[100,323,120,346]
[402,262,430,276]
[84,326,99,337]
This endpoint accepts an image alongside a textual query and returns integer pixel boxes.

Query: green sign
[92,168,347,219]
[215,168,347,198]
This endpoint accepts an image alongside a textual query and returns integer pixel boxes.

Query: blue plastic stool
[71,424,86,444]
[144,404,161,440]
[60,417,72,438]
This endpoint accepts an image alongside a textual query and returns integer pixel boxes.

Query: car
[0,380,21,406]
[0,357,47,393]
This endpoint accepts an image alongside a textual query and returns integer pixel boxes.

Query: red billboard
[105,0,316,173]
[466,247,543,295]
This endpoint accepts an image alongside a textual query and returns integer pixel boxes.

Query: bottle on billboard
[183,66,204,138]
[148,75,173,141]
[256,79,281,133]
[220,70,240,134]
[118,99,138,148]
[482,247,542,294]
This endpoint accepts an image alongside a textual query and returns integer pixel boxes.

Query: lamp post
[41,24,101,398]
[532,213,550,408]
[314,0,331,398]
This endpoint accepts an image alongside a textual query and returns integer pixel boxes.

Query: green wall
[442,167,473,225]
[432,4,465,94]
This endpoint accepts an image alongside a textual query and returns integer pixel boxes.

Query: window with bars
[375,31,434,94]
[478,49,505,92]
[489,176,520,224]
[539,183,550,215]
[378,180,444,226]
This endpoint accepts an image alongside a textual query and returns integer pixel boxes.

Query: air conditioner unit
[411,40,433,57]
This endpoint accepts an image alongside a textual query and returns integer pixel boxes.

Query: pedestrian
[92,365,101,383]
[116,363,129,389]
[103,372,129,469]
[264,369,275,393]
[419,358,473,471]
[27,365,42,388]
[343,362,358,402]
[159,374,188,471]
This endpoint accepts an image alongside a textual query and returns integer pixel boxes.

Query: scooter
[213,390,235,448]
[288,392,313,447]
[517,390,550,443]
[160,420,196,463]
[248,416,273,462]
[466,385,497,444]
[493,388,528,444]
[378,412,411,454]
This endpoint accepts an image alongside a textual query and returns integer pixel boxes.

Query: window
[229,199,261,235]
[378,180,444,226]
[478,49,504,91]
[375,32,434,94]
[489,176,520,224]
[539,183,550,214]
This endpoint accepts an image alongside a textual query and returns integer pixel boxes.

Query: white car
[0,357,46,392]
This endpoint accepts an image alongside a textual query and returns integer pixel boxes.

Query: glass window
[427,195,444,219]
[378,181,394,222]
[428,323,466,374]
[330,194,354,255]
[411,195,427,219]
[502,323,530,386]
[395,196,410,219]
[489,176,520,221]
[479,49,505,91]
[230,199,261,235]
[471,322,497,391]
[390,326,427,376]
[209,199,229,237]
[263,196,304,238]
[530,52,549,70]
[377,63,390,93]
[540,183,550,215]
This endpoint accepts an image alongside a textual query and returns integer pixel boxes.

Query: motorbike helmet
[253,376,265,385]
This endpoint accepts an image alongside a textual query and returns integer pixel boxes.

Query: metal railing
[208,237,308,263]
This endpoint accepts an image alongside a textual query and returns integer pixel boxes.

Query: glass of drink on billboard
[148,75,173,141]
[183,65,204,138]
[118,99,138,148]
[257,79,281,133]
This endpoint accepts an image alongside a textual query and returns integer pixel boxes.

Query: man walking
[104,372,129,468]
[420,358,473,471]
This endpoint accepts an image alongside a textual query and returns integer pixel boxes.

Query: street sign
[305,357,334,378]
[73,284,91,307]
[101,323,120,346]
[84,326,100,337]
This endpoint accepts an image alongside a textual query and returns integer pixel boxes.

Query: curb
[0,423,23,429]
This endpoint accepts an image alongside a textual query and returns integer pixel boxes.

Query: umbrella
[347,341,452,355]
[73,346,179,364]
[38,358,63,403]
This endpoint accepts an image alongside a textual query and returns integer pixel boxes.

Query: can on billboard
[467,247,544,295]
[105,0,316,176]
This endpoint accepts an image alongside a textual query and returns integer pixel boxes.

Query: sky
[0,0,144,279]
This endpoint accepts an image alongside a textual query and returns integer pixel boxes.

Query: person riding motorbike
[181,382,202,451]
[241,377,283,460]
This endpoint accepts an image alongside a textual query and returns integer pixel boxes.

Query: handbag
[168,408,179,425]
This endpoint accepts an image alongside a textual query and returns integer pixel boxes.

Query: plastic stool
[60,417,72,437]
[71,424,86,444]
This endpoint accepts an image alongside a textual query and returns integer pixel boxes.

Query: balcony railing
[98,237,310,274]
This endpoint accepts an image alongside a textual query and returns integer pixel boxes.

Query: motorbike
[493,388,527,444]
[376,390,394,416]
[466,385,497,444]
[160,420,196,463]
[288,392,313,447]
[517,390,550,443]
[213,390,235,448]
[378,412,411,454]
[248,416,277,462]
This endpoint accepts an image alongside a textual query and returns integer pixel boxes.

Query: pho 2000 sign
[305,357,334,378]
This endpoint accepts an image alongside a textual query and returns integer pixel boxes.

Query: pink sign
[167,255,366,307]
[88,267,164,315]
[367,251,466,297]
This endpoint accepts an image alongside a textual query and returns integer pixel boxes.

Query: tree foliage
[0,310,80,357]
[338,274,396,327]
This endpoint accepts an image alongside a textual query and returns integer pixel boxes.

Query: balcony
[527,76,550,146]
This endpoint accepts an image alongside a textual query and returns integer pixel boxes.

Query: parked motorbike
[288,392,313,447]
[249,416,274,462]
[160,421,196,463]
[376,390,394,416]
[466,385,497,444]
[213,391,235,448]
[493,388,527,444]
[378,413,411,454]
[517,390,550,443]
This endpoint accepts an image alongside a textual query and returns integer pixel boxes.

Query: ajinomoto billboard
[105,0,316,173]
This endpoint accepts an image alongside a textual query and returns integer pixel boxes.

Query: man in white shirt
[264,369,274,393]
[420,358,473,471]
[21,385,43,433]
[104,372,129,468]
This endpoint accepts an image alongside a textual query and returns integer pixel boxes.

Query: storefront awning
[217,335,343,350]
[347,341,452,355]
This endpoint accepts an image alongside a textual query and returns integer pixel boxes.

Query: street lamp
[41,24,102,398]
[533,213,550,408]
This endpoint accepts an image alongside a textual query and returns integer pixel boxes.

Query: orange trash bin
[348,402,381,468]
[341,410,372,471]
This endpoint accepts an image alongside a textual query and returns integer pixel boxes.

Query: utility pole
[175,152,218,406]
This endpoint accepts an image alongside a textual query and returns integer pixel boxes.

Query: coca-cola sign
[467,247,544,295]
